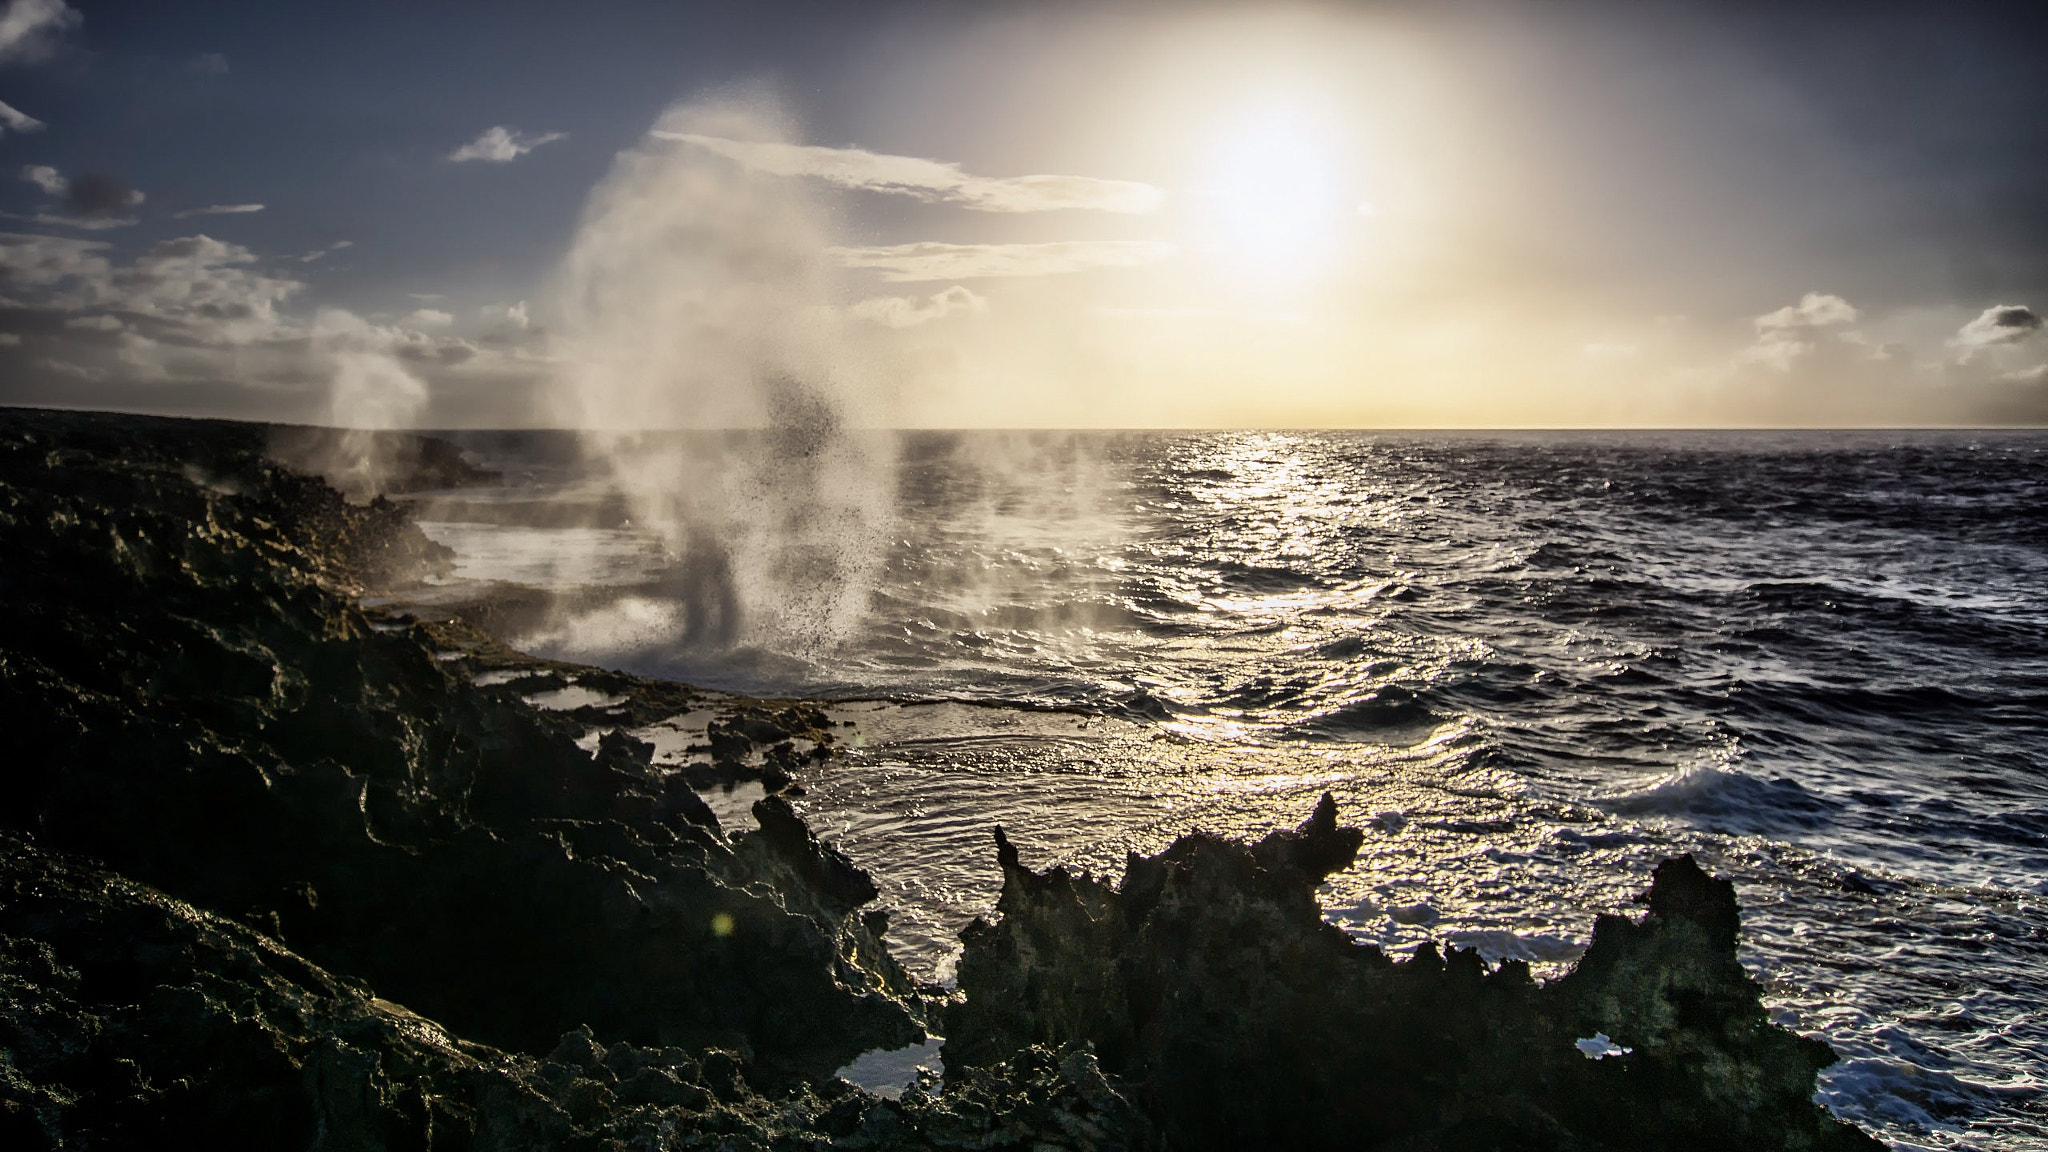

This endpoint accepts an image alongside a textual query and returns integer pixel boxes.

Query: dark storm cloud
[1952,304,2044,357]
[63,172,143,218]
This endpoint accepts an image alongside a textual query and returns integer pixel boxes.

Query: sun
[1197,107,1350,282]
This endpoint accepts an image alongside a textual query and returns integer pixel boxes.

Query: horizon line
[5,404,2046,436]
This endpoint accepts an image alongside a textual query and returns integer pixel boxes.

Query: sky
[0,0,2045,428]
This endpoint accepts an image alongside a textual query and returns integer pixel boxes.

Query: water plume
[541,93,895,659]
[270,307,431,500]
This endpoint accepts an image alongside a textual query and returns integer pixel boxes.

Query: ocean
[408,429,2048,1149]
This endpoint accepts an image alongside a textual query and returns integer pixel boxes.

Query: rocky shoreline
[0,408,1881,1149]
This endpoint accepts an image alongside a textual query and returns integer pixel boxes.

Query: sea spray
[269,308,433,500]
[542,93,895,657]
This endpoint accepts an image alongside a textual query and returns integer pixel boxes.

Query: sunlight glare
[1200,108,1348,281]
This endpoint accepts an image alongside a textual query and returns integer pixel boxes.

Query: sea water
[412,429,2048,1148]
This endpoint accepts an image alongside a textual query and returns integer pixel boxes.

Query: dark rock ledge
[949,796,1882,1150]
[0,409,1880,1150]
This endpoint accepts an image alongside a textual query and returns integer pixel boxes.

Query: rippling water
[418,429,2048,1149]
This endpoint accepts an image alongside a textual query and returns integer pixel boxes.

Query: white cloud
[656,132,1163,215]
[36,355,101,380]
[115,235,303,341]
[0,232,299,346]
[850,285,987,328]
[300,239,353,263]
[1755,292,1858,333]
[0,228,539,418]
[404,307,454,328]
[0,0,78,65]
[480,300,530,329]
[448,125,567,163]
[189,52,227,75]
[1744,292,1861,372]
[0,230,107,286]
[17,213,136,231]
[20,162,61,195]
[0,99,41,135]
[17,166,145,229]
[1950,304,2041,355]
[0,332,19,344]
[172,203,264,219]
[829,240,1176,282]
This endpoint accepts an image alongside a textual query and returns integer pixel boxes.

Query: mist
[532,95,897,659]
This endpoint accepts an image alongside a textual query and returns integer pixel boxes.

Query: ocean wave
[1598,758,1835,829]
[1284,687,1445,744]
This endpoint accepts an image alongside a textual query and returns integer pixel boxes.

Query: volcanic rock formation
[0,410,916,1084]
[945,794,1882,1151]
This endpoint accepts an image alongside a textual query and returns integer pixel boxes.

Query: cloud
[20,166,146,228]
[404,307,453,328]
[829,240,1176,282]
[0,232,300,349]
[11,213,134,231]
[189,52,227,75]
[0,98,40,135]
[0,230,107,286]
[114,235,302,340]
[65,172,144,217]
[656,132,1163,214]
[0,0,78,65]
[300,239,353,263]
[1743,291,1860,372]
[19,162,59,195]
[172,203,264,219]
[0,228,540,422]
[1951,304,2041,353]
[850,285,987,328]
[1755,292,1858,333]
[448,126,567,163]
[479,300,529,329]
[36,355,100,380]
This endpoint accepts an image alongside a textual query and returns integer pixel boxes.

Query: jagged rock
[0,409,917,1084]
[945,794,1882,1151]
[0,835,1160,1150]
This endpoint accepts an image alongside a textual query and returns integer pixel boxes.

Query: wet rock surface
[945,793,1882,1150]
[0,408,1882,1149]
[0,409,917,1084]
[0,834,1155,1151]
